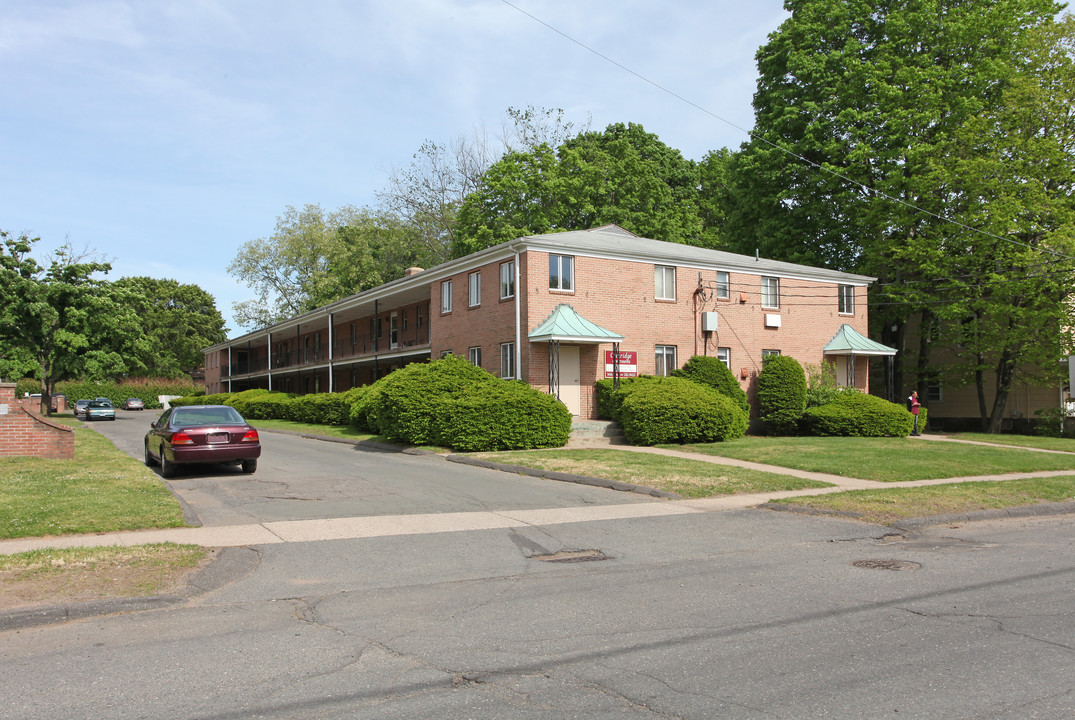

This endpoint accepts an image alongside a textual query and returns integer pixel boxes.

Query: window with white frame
[549,254,574,291]
[716,271,730,299]
[500,261,515,299]
[716,347,731,369]
[762,349,781,362]
[468,346,482,367]
[838,284,855,314]
[441,279,452,313]
[501,342,516,379]
[416,305,423,328]
[655,345,677,376]
[655,265,676,301]
[468,271,481,307]
[761,277,780,308]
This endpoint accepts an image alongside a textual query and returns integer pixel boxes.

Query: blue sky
[1,1,789,336]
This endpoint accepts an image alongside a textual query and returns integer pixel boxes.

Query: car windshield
[88,401,111,408]
[171,407,245,427]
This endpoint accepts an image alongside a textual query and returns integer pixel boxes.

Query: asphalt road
[2,412,1072,718]
[89,410,654,526]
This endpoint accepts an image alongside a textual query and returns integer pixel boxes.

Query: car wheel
[241,459,258,474]
[160,453,177,479]
[144,443,157,467]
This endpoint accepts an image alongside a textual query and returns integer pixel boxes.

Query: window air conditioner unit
[765,313,782,328]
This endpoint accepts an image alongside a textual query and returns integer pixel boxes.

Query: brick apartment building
[203,225,894,419]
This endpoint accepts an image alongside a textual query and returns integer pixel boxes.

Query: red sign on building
[605,350,637,378]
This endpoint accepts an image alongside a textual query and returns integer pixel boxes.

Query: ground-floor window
[716,347,731,369]
[468,346,482,367]
[501,342,516,379]
[655,345,677,376]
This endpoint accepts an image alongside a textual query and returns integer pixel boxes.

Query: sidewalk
[2,432,1073,556]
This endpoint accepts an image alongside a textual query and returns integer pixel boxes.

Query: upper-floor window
[761,276,780,309]
[655,266,676,301]
[469,271,481,307]
[500,261,515,299]
[838,284,855,314]
[441,279,453,313]
[716,271,730,299]
[549,254,574,292]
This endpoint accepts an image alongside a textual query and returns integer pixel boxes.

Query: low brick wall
[0,383,75,459]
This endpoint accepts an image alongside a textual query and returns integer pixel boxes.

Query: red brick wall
[0,384,75,459]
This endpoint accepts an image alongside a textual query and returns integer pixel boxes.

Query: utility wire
[499,0,1075,262]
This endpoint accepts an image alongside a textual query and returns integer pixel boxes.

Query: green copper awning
[528,304,624,344]
[824,324,897,356]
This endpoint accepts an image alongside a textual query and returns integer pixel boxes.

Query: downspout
[514,248,522,380]
[328,312,334,393]
[374,299,380,380]
[267,331,273,392]
[227,346,232,393]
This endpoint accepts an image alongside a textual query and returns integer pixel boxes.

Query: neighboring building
[203,226,891,419]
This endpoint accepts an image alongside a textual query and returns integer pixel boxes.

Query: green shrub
[672,355,750,414]
[33,378,201,410]
[238,392,294,420]
[618,376,748,445]
[756,355,807,435]
[349,384,382,432]
[287,392,354,425]
[801,392,913,437]
[438,381,572,451]
[594,376,650,420]
[803,360,843,408]
[169,391,233,407]
[370,356,494,444]
[223,388,274,416]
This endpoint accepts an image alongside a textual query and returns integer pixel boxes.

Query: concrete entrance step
[567,419,626,448]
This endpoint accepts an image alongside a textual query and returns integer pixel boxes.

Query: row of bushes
[170,357,572,452]
[15,378,201,410]
[596,356,750,445]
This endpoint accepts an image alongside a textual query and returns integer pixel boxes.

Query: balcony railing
[223,335,430,377]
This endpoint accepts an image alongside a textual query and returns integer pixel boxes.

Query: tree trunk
[975,352,989,432]
[986,350,1017,434]
[915,309,934,402]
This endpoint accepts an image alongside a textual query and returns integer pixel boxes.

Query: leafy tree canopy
[453,123,710,257]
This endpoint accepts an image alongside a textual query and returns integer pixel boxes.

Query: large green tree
[725,0,1071,430]
[112,277,228,378]
[453,123,707,257]
[0,232,143,413]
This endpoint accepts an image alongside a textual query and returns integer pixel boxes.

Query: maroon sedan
[144,405,261,478]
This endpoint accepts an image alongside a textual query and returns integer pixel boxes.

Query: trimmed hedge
[594,376,651,420]
[367,357,492,445]
[17,378,201,410]
[438,381,571,451]
[756,355,807,435]
[672,355,750,414]
[801,392,914,437]
[618,376,748,445]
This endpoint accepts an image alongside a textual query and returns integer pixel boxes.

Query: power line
[499,0,1075,262]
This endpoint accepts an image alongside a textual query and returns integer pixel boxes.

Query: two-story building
[203,225,894,418]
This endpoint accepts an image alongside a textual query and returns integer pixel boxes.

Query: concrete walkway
[2,433,1074,556]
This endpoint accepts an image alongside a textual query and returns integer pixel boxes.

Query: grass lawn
[0,417,187,539]
[469,448,833,498]
[669,436,1075,482]
[944,433,1075,453]
[251,418,380,442]
[0,543,208,608]
[768,476,1075,525]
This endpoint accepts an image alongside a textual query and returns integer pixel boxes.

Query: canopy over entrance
[823,324,897,357]
[528,304,624,344]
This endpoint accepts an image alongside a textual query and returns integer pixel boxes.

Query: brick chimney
[404,267,424,277]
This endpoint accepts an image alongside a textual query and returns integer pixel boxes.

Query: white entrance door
[560,345,581,415]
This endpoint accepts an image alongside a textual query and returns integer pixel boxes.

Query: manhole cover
[851,559,921,571]
[535,550,610,563]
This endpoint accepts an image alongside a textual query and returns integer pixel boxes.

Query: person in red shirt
[909,391,922,436]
